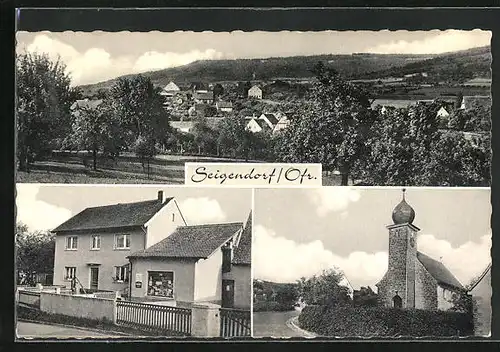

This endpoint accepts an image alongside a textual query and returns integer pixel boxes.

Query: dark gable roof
[52,198,173,233]
[233,212,252,265]
[193,91,214,100]
[71,99,103,110]
[252,119,271,130]
[417,251,464,290]
[263,114,279,125]
[128,222,243,259]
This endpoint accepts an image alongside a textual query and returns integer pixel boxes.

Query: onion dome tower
[392,188,415,225]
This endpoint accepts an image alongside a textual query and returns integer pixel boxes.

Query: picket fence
[116,300,192,336]
[220,308,251,337]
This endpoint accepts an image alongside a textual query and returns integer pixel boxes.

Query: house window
[64,267,76,281]
[114,265,129,283]
[66,236,78,250]
[147,271,174,298]
[91,235,101,250]
[115,234,131,249]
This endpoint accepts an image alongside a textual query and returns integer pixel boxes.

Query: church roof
[467,262,491,291]
[417,251,464,291]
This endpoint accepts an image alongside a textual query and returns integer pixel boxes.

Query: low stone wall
[18,291,41,308]
[40,292,115,323]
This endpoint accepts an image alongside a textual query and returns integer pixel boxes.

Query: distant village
[78,73,491,142]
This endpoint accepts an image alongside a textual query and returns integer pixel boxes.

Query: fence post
[113,297,118,325]
[191,303,221,337]
[55,287,61,294]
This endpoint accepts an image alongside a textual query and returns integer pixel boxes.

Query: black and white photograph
[15,29,491,186]
[252,187,491,337]
[15,185,252,338]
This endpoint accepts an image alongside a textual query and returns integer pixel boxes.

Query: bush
[298,305,473,337]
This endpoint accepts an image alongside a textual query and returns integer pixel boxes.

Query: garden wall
[298,305,473,337]
[40,292,115,323]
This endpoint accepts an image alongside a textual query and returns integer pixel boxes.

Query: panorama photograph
[15,29,491,186]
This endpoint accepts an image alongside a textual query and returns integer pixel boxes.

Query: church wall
[406,229,417,308]
[437,286,455,311]
[415,259,437,310]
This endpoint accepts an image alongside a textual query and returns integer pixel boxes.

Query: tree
[448,292,473,314]
[133,135,157,179]
[16,222,55,285]
[358,102,442,186]
[66,100,121,170]
[213,83,224,100]
[16,52,80,171]
[192,119,219,155]
[217,116,253,160]
[353,286,378,307]
[110,75,171,150]
[298,269,352,307]
[275,284,299,309]
[275,62,376,185]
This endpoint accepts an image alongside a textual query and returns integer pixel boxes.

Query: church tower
[377,189,420,308]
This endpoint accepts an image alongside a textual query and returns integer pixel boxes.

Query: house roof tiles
[417,251,464,290]
[128,222,243,259]
[232,212,252,265]
[52,198,172,233]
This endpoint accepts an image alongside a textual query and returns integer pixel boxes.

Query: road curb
[286,316,318,338]
[17,318,132,337]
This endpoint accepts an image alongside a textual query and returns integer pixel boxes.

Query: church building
[376,190,465,310]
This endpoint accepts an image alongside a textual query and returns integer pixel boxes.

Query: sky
[16,184,251,232]
[16,29,491,86]
[253,187,491,291]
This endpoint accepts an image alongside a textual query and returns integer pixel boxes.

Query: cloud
[133,49,224,72]
[417,232,491,286]
[365,30,491,54]
[308,187,361,217]
[20,34,225,85]
[15,185,72,232]
[179,197,227,225]
[253,225,387,288]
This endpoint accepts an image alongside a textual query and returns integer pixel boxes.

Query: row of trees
[16,222,55,285]
[16,52,172,173]
[17,53,490,186]
[274,62,490,186]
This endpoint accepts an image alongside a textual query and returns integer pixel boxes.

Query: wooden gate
[220,308,251,337]
[116,301,192,336]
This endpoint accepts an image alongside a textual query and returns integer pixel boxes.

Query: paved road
[16,321,123,338]
[253,310,308,338]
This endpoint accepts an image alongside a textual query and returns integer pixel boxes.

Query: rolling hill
[78,46,490,96]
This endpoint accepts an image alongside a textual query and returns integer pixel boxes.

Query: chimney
[157,190,164,203]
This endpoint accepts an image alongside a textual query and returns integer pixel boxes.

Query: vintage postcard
[252,187,491,338]
[15,29,491,187]
[15,185,251,339]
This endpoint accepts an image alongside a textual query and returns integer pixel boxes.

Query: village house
[193,91,214,104]
[245,117,272,134]
[160,81,181,97]
[190,82,208,93]
[273,115,290,133]
[216,101,233,113]
[376,190,466,311]
[468,263,491,336]
[127,211,252,309]
[248,85,263,99]
[459,95,491,111]
[51,191,187,294]
[170,121,195,134]
[259,113,279,129]
[436,106,451,119]
[70,99,103,117]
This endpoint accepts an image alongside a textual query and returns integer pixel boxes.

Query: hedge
[298,305,473,337]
